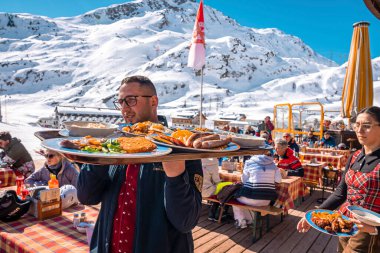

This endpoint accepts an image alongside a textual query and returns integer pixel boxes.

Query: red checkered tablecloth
[219,169,303,212]
[0,168,16,188]
[0,205,99,253]
[302,162,325,186]
[274,176,304,212]
[300,152,345,169]
[305,148,350,168]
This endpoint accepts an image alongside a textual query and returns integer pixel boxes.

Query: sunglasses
[44,154,56,159]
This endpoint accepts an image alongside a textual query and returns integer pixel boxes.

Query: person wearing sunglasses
[25,150,79,188]
[77,75,203,253]
[297,106,380,252]
[0,131,35,178]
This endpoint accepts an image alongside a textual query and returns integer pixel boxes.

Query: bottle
[16,176,25,196]
[80,212,87,223]
[73,213,80,228]
[48,174,59,189]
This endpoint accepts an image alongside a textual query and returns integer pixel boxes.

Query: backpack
[0,190,31,222]
[216,182,243,204]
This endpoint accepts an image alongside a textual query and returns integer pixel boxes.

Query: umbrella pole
[200,67,204,127]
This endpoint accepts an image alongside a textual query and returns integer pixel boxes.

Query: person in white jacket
[201,158,232,221]
[233,155,282,228]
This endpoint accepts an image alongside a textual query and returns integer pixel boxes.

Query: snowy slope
[0,0,379,157]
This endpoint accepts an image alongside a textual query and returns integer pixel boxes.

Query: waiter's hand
[297,217,311,233]
[350,218,377,234]
[162,160,185,177]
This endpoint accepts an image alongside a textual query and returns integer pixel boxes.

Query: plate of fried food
[41,136,172,158]
[305,209,358,237]
[147,129,240,152]
[121,121,172,136]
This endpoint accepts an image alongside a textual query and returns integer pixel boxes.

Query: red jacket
[277,148,302,171]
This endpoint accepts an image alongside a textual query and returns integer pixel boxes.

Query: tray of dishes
[305,209,358,237]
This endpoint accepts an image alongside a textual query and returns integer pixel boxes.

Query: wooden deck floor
[193,189,338,253]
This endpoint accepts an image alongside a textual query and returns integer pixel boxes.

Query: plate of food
[121,121,172,136]
[305,209,358,237]
[63,121,118,137]
[147,129,240,153]
[347,206,380,226]
[41,136,172,159]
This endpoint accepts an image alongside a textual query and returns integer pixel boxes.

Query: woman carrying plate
[297,106,380,252]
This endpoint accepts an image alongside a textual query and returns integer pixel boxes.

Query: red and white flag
[187,0,205,70]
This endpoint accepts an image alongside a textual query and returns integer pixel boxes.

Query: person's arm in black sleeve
[77,164,111,205]
[164,159,203,233]
[319,154,353,210]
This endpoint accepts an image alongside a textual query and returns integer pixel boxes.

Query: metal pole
[200,67,204,127]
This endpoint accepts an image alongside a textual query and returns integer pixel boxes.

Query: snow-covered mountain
[0,0,378,127]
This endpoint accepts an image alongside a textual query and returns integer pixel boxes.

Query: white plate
[41,137,172,159]
[63,121,118,137]
[347,206,380,226]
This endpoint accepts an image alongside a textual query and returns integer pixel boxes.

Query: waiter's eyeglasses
[352,122,380,132]
[113,96,153,110]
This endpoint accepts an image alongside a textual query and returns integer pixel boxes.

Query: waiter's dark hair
[0,131,12,142]
[358,106,380,123]
[120,75,157,95]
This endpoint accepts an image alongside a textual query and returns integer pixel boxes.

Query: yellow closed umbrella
[341,21,373,119]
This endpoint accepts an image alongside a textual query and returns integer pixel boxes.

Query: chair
[317,166,339,203]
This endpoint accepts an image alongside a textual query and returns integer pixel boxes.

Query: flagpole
[200,67,204,127]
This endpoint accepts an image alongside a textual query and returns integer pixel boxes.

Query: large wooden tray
[61,148,270,165]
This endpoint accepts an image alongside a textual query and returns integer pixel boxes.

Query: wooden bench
[203,196,284,242]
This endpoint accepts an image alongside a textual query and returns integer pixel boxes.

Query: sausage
[185,133,203,147]
[200,136,232,149]
[60,139,80,150]
[193,134,220,148]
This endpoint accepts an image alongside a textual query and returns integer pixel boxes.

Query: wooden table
[0,167,16,188]
[305,147,351,165]
[299,152,346,169]
[0,205,99,253]
[218,169,304,212]
[302,162,325,186]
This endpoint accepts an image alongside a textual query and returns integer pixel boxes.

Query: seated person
[0,131,35,178]
[275,139,304,177]
[303,131,318,146]
[320,131,336,148]
[260,132,274,155]
[232,155,281,228]
[283,132,300,155]
[25,149,79,187]
[245,125,256,136]
[202,158,232,221]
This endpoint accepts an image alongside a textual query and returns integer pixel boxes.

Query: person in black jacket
[77,76,203,253]
[297,106,380,252]
[0,131,35,177]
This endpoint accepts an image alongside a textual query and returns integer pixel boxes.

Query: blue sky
[1,0,379,64]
